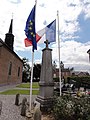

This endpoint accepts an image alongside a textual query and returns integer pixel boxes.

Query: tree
[22,57,31,82]
[33,63,41,82]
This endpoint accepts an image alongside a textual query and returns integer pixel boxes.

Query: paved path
[0,84,17,92]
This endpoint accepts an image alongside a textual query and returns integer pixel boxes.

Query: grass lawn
[0,89,39,95]
[16,82,39,89]
[0,82,39,95]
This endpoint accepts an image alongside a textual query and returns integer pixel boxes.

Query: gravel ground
[0,95,54,120]
[0,95,36,120]
[0,84,54,120]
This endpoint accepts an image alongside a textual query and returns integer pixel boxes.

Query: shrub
[53,95,90,120]
[67,76,90,88]
[53,77,59,82]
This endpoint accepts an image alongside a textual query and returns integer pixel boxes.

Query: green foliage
[53,77,59,82]
[53,95,90,120]
[67,76,90,88]
[33,63,41,82]
[22,58,41,82]
[22,57,31,82]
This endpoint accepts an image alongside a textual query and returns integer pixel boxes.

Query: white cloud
[52,40,90,72]
[0,0,90,73]
[78,0,90,20]
[84,4,90,19]
[8,0,21,4]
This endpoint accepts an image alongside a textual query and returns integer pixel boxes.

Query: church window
[18,67,20,77]
[8,62,12,75]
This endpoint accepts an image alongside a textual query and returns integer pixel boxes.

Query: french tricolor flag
[24,19,56,47]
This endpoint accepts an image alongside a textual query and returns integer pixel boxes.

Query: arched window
[18,67,20,77]
[8,62,12,75]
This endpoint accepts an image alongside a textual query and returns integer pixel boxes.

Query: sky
[0,0,90,73]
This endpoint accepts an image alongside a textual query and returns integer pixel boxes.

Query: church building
[87,49,90,62]
[0,19,23,86]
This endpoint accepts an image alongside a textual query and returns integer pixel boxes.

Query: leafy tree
[33,63,41,82]
[22,57,41,82]
[22,57,31,82]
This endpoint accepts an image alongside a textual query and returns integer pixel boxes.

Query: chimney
[5,19,14,50]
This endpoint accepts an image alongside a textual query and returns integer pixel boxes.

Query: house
[72,71,89,77]
[0,19,23,86]
[53,61,73,80]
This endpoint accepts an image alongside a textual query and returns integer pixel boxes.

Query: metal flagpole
[29,50,34,111]
[29,0,37,111]
[57,10,61,96]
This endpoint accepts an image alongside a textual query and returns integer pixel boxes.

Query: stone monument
[21,97,27,116]
[36,40,54,112]
[15,93,20,106]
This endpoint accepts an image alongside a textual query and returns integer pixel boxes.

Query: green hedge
[53,77,59,82]
[67,76,90,88]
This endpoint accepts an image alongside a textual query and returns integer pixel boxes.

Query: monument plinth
[36,40,54,112]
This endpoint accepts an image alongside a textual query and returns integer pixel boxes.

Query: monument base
[36,95,54,112]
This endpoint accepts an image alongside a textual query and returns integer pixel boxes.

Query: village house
[53,61,73,80]
[53,61,90,81]
[72,71,89,77]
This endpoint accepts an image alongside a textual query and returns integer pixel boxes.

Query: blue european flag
[24,5,37,52]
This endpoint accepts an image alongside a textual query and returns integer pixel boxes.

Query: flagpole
[57,10,61,96]
[29,0,37,112]
[35,0,37,4]
[29,49,34,111]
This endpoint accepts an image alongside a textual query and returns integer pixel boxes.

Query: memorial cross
[44,40,50,48]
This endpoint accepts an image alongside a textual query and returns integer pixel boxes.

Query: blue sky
[0,0,90,73]
[75,13,90,43]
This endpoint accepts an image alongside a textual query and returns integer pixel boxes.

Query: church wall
[0,46,23,86]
